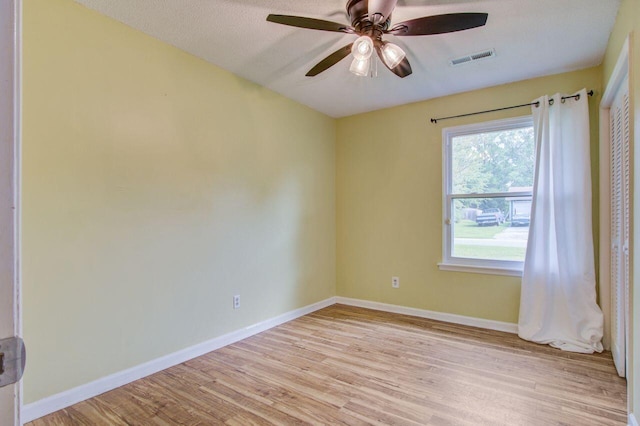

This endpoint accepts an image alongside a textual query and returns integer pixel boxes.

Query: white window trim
[439,115,533,276]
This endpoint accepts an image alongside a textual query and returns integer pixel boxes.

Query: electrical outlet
[233,295,240,309]
[392,277,400,288]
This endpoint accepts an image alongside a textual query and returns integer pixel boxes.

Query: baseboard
[630,412,639,426]
[335,297,518,334]
[21,297,337,423]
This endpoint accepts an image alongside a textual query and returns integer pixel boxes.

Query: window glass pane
[452,197,530,262]
[451,126,535,194]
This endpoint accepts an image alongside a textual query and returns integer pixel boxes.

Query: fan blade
[367,0,398,24]
[375,44,412,78]
[306,43,354,77]
[267,14,352,33]
[387,13,488,36]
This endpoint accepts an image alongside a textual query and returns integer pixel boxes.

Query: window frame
[439,115,534,276]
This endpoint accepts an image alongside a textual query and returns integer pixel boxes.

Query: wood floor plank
[28,304,627,425]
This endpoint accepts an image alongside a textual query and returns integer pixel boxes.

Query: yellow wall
[602,0,640,420]
[336,67,603,324]
[21,0,336,403]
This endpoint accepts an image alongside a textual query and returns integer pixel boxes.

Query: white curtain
[518,89,604,353]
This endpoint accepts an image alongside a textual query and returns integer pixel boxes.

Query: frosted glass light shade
[349,57,370,77]
[351,36,374,61]
[381,42,406,69]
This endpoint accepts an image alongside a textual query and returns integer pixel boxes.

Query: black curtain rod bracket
[430,90,593,124]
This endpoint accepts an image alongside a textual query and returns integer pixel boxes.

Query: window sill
[437,263,523,277]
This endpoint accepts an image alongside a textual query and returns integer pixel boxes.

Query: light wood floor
[29,304,627,425]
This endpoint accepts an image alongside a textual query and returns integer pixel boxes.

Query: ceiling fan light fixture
[351,35,374,60]
[267,4,488,79]
[381,42,406,69]
[349,57,370,76]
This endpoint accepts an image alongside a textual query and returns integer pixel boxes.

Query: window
[439,116,535,276]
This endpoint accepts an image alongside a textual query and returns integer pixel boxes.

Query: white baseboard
[335,297,518,334]
[630,412,639,426]
[21,297,337,423]
[21,296,520,422]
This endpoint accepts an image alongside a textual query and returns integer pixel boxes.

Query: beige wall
[336,67,603,324]
[21,0,336,403]
[602,0,640,420]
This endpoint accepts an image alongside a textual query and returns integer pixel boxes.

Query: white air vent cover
[450,49,496,67]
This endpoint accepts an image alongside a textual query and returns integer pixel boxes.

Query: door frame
[0,0,21,424]
[599,35,631,378]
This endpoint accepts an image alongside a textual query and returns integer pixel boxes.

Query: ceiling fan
[266,0,488,78]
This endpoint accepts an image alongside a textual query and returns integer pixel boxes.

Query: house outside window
[439,116,535,276]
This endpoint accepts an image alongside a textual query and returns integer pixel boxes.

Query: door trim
[0,0,21,424]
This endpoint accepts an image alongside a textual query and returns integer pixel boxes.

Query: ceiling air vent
[449,48,495,67]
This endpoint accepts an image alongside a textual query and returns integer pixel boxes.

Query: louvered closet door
[610,75,629,378]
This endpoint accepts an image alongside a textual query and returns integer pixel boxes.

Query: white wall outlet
[233,295,240,309]
[392,277,400,288]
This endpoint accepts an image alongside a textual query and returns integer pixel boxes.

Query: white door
[609,75,630,378]
[0,0,21,424]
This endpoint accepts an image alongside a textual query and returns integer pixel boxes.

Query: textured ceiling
[74,0,620,118]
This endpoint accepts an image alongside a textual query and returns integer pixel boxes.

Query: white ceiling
[74,0,620,118]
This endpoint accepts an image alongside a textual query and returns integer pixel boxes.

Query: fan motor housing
[347,0,391,36]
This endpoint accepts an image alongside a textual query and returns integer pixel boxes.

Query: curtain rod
[430,90,594,124]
